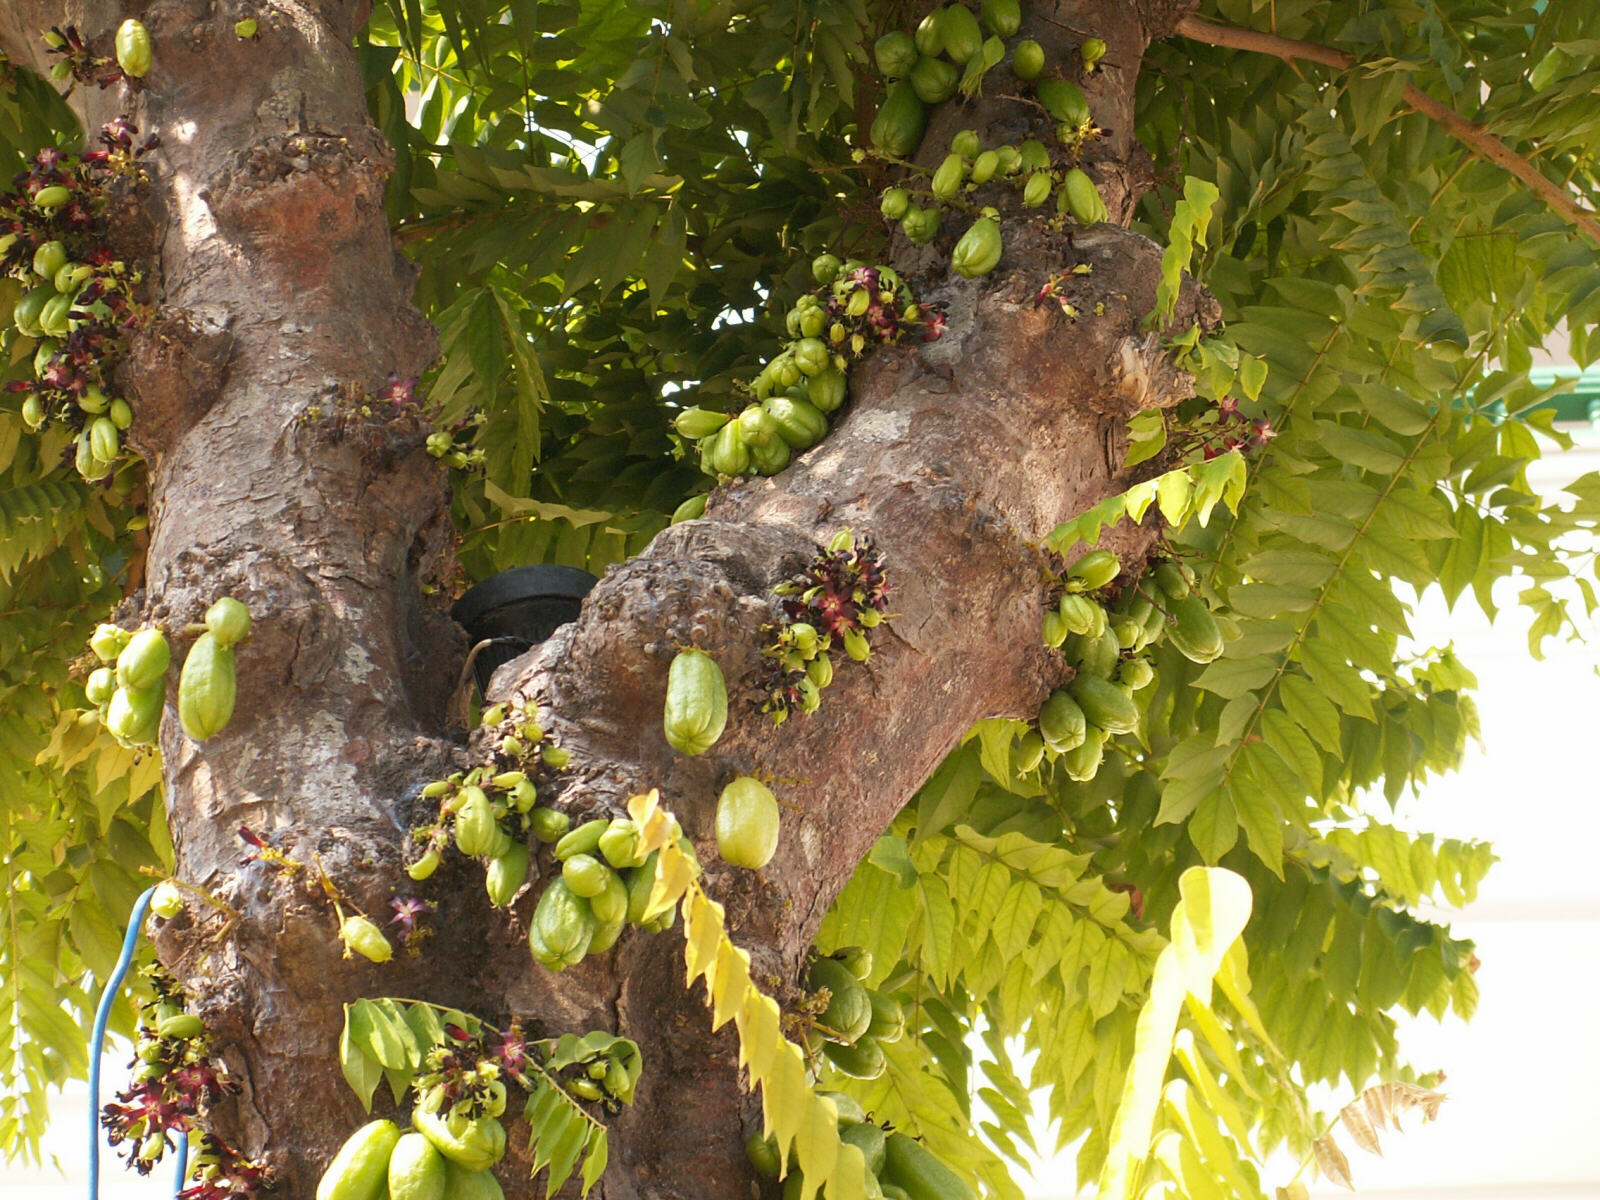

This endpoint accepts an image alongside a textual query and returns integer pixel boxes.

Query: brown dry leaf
[1313,1133,1355,1190]
[1362,1081,1447,1132]
[1340,1103,1383,1157]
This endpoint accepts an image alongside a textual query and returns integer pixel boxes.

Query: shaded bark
[1,0,1210,1197]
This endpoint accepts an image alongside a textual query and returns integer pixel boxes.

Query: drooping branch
[1173,14,1600,247]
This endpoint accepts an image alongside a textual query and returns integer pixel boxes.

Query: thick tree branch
[1173,14,1600,247]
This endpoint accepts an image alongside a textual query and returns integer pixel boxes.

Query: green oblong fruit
[598,818,648,869]
[1063,168,1108,224]
[1153,560,1193,600]
[412,1107,506,1172]
[1168,593,1223,663]
[626,850,659,924]
[874,30,919,78]
[882,1132,976,1200]
[910,56,959,104]
[554,817,608,860]
[1068,674,1138,735]
[969,150,999,184]
[746,1133,783,1178]
[914,9,944,56]
[1067,625,1121,678]
[809,956,872,1044]
[763,393,828,450]
[115,19,152,77]
[1061,724,1106,782]
[590,868,629,925]
[533,878,596,961]
[453,787,497,858]
[715,776,781,870]
[444,1164,505,1200]
[750,429,792,475]
[865,990,905,1042]
[485,843,530,907]
[1068,549,1120,589]
[106,684,163,745]
[869,82,928,158]
[704,420,750,476]
[1038,689,1086,753]
[33,185,71,211]
[89,417,119,463]
[818,1089,867,1126]
[808,368,847,413]
[980,0,1020,37]
[204,597,252,646]
[1015,728,1046,773]
[662,648,728,756]
[316,1119,401,1200]
[562,853,614,899]
[178,632,237,741]
[13,289,53,338]
[1023,171,1052,208]
[671,493,708,524]
[32,240,67,280]
[1037,79,1090,127]
[85,666,116,707]
[880,187,911,221]
[931,153,966,201]
[951,216,1002,278]
[938,4,983,63]
[841,1122,888,1175]
[823,1035,886,1079]
[674,407,729,439]
[388,1132,448,1200]
[117,628,171,691]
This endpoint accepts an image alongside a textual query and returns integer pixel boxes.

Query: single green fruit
[625,850,659,925]
[110,398,134,429]
[177,632,237,741]
[807,368,848,413]
[315,1119,401,1200]
[841,1122,888,1175]
[1037,79,1090,127]
[20,394,45,429]
[1118,657,1155,690]
[662,648,728,756]
[865,990,905,1042]
[387,1132,448,1200]
[533,878,596,962]
[32,240,67,281]
[89,417,119,464]
[1023,171,1052,207]
[869,81,928,158]
[339,915,393,963]
[554,817,608,860]
[1153,560,1192,600]
[1068,674,1138,735]
[1080,36,1108,69]
[931,153,966,201]
[1168,593,1224,663]
[746,1133,783,1178]
[39,293,73,338]
[598,818,649,869]
[818,1089,868,1126]
[562,853,614,899]
[913,9,944,56]
[1068,549,1120,589]
[969,150,999,185]
[812,253,843,285]
[590,868,630,926]
[12,288,53,338]
[89,622,131,663]
[150,881,184,919]
[823,1035,886,1079]
[763,393,829,450]
[85,666,116,707]
[909,56,959,105]
[938,4,983,63]
[530,806,570,844]
[671,493,708,524]
[715,776,781,869]
[950,216,1002,278]
[485,843,530,907]
[115,19,153,78]
[204,597,252,646]
[833,945,873,979]
[1061,724,1106,782]
[874,31,919,79]
[880,187,911,221]
[1063,167,1108,223]
[1015,729,1046,773]
[674,406,730,439]
[704,420,751,476]
[117,628,172,691]
[33,185,71,211]
[981,0,1021,36]
[452,787,498,858]
[882,1132,976,1200]
[1038,688,1086,753]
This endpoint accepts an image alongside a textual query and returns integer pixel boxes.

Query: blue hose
[87,885,191,1199]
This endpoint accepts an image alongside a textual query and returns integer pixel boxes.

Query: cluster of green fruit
[1025,553,1222,782]
[802,948,904,1082]
[83,598,250,749]
[674,257,941,479]
[759,528,893,723]
[318,1117,507,1200]
[100,967,247,1179]
[748,950,974,1198]
[1,119,152,480]
[867,3,1112,278]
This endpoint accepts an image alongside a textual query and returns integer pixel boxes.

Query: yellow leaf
[710,939,750,1032]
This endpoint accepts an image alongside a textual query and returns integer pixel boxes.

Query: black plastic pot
[451,564,598,693]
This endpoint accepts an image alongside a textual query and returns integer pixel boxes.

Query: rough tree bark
[0,1,1210,1196]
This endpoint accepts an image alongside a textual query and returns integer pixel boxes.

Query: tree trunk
[0,1,1206,1196]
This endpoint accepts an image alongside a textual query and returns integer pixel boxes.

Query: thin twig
[1173,14,1600,247]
